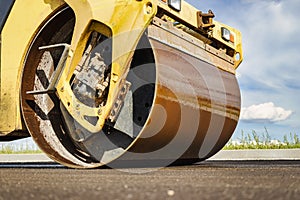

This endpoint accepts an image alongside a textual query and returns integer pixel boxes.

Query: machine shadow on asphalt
[1,160,300,169]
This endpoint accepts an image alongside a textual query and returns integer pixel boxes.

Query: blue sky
[187,0,300,140]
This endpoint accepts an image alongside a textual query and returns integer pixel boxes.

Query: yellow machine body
[0,0,62,136]
[0,0,242,168]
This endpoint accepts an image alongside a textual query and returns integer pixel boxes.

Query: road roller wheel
[20,7,100,168]
[20,6,157,168]
[21,6,241,169]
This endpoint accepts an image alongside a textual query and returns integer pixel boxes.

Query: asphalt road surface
[0,160,300,200]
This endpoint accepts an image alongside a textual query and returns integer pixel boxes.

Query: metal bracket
[26,43,70,95]
[197,10,215,30]
[108,81,132,123]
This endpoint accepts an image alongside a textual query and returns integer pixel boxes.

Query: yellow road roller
[0,0,243,168]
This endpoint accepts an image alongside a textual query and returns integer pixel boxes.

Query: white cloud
[187,0,300,131]
[240,102,292,123]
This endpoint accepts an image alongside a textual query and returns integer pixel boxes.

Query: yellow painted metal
[0,0,243,137]
[156,0,199,28]
[0,0,64,135]
[212,21,243,69]
[54,0,243,133]
[56,0,157,132]
[154,0,243,69]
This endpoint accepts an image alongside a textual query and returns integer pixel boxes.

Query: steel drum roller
[19,5,240,168]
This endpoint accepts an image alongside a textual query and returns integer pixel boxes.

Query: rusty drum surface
[109,24,241,167]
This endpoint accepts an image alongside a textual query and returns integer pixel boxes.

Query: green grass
[224,128,300,150]
[0,143,42,154]
[1,129,300,153]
